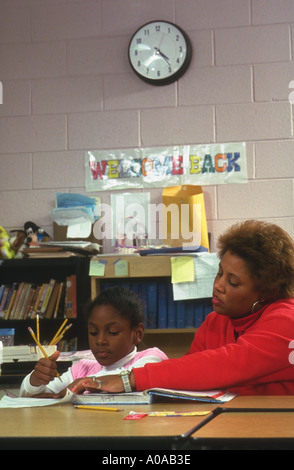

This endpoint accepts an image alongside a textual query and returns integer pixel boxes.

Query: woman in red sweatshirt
[73,220,294,396]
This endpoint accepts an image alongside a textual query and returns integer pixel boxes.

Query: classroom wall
[0,0,293,252]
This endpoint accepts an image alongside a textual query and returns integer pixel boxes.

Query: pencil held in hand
[49,318,68,345]
[28,327,62,381]
[50,323,72,346]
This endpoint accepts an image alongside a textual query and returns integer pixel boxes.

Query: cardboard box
[53,223,103,251]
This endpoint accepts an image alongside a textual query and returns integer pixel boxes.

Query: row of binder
[100,279,212,330]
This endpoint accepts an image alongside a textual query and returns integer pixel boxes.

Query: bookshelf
[0,257,91,350]
[90,255,212,358]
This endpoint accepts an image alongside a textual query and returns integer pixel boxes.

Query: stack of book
[0,276,76,320]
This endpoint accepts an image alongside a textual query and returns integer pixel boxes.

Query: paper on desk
[172,252,219,300]
[0,388,73,408]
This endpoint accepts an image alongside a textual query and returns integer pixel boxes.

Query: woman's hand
[30,351,60,387]
[70,373,135,395]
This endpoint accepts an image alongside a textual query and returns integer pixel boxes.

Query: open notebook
[72,388,236,405]
[0,388,236,408]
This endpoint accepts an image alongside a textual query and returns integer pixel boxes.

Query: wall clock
[128,20,192,86]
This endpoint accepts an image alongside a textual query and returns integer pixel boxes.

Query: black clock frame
[128,20,193,86]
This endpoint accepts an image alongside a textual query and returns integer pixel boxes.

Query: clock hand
[160,51,170,64]
[158,33,165,49]
[154,47,170,65]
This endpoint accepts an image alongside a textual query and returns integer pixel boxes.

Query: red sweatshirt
[134,299,294,395]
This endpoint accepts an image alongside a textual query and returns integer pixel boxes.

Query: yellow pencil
[49,318,68,345]
[74,405,122,412]
[51,323,72,345]
[36,314,40,342]
[28,327,62,381]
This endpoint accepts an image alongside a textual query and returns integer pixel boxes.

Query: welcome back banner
[85,142,247,192]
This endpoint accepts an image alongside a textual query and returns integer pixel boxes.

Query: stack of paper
[2,345,38,363]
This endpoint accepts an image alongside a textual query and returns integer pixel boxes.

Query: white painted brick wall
[179,65,252,105]
[0,0,293,251]
[32,77,104,114]
[68,111,139,149]
[31,3,102,41]
[0,115,67,153]
[0,42,66,79]
[254,62,294,102]
[140,106,214,146]
[216,102,292,142]
[215,24,290,65]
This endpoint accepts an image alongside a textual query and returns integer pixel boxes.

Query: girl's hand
[70,374,133,394]
[31,389,67,399]
[69,377,102,395]
[30,351,60,387]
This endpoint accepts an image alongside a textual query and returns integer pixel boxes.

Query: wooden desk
[0,402,216,450]
[220,395,294,409]
[187,396,294,450]
[2,396,294,450]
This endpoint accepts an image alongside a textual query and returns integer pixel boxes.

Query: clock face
[128,21,192,85]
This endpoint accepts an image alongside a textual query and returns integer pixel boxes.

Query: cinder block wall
[0,0,293,251]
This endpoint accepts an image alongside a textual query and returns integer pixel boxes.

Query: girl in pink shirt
[20,287,167,397]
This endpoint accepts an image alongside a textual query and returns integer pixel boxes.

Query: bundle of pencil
[28,326,62,381]
[28,318,72,382]
[49,319,72,345]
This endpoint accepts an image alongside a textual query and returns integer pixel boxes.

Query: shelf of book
[0,257,91,350]
[90,255,212,358]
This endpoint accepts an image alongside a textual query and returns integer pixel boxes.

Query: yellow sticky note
[89,259,106,277]
[114,259,129,277]
[171,257,195,284]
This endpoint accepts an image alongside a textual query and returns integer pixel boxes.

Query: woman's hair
[217,219,294,301]
[86,286,145,328]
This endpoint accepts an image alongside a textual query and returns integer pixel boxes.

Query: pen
[74,405,122,412]
[28,327,62,381]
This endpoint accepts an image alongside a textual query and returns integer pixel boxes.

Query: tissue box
[0,328,15,346]
[52,193,102,244]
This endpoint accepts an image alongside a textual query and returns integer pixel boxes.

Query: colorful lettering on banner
[172,155,183,175]
[190,155,201,174]
[85,143,247,192]
[215,154,227,172]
